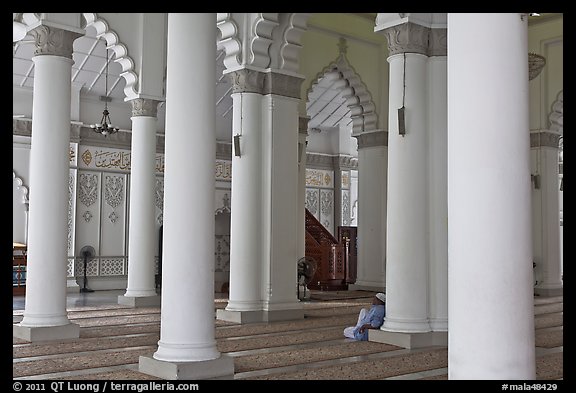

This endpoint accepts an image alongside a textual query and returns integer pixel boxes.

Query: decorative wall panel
[320,189,334,234]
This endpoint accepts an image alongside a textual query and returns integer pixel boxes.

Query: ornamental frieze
[306,169,333,188]
[530,131,561,148]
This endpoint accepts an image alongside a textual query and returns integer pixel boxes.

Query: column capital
[28,25,82,59]
[429,28,447,57]
[530,130,562,148]
[263,71,304,99]
[130,98,162,118]
[298,116,309,135]
[333,155,359,170]
[228,68,266,94]
[380,22,429,56]
[228,68,304,98]
[354,130,388,149]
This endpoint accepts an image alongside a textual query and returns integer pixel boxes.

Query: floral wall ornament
[78,174,98,207]
[104,175,124,209]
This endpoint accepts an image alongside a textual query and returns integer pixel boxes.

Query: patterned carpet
[13,291,563,380]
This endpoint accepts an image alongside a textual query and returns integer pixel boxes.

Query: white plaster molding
[279,13,310,73]
[13,171,30,205]
[217,13,242,71]
[83,13,139,101]
[218,13,309,76]
[251,13,279,69]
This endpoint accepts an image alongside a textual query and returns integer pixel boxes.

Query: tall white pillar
[217,70,304,323]
[261,91,303,319]
[139,13,234,380]
[383,49,431,333]
[220,89,265,321]
[297,117,309,259]
[427,29,448,332]
[349,130,387,292]
[14,25,82,342]
[531,130,563,296]
[119,99,161,307]
[370,16,448,349]
[448,13,535,379]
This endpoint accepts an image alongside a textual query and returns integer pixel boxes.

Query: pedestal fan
[297,256,317,300]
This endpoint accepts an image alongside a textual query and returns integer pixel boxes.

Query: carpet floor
[12,290,563,381]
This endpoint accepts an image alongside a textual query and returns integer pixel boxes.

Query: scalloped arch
[306,54,378,133]
[13,171,29,205]
[82,13,139,101]
[279,13,310,73]
[549,90,563,135]
[217,13,311,75]
[217,13,242,71]
[251,13,279,69]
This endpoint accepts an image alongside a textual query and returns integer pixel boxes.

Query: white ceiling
[13,30,126,104]
[12,19,349,137]
[16,14,553,136]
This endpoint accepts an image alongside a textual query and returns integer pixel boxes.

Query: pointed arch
[306,53,378,134]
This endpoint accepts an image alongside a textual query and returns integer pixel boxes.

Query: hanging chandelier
[90,46,119,137]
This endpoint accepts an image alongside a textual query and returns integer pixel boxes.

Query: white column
[261,92,303,320]
[297,117,309,259]
[119,99,161,306]
[349,130,387,291]
[14,26,81,342]
[217,70,304,323]
[221,91,265,316]
[531,130,563,296]
[139,13,233,380]
[383,50,431,333]
[427,37,448,332]
[448,13,535,379]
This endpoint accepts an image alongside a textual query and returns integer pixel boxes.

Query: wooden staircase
[304,209,357,291]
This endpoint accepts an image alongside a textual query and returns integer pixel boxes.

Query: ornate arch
[549,90,563,135]
[306,44,378,134]
[14,13,140,101]
[217,13,310,75]
[13,171,29,205]
[82,13,139,101]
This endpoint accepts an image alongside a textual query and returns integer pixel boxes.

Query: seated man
[343,293,386,341]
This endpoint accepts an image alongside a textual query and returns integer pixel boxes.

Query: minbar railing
[305,209,357,291]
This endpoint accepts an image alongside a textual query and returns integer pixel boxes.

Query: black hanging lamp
[90,45,119,137]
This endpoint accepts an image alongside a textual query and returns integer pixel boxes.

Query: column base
[369,329,447,349]
[534,286,563,297]
[216,308,304,324]
[139,354,234,380]
[118,294,161,307]
[13,322,80,342]
[348,283,385,292]
[67,278,80,293]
